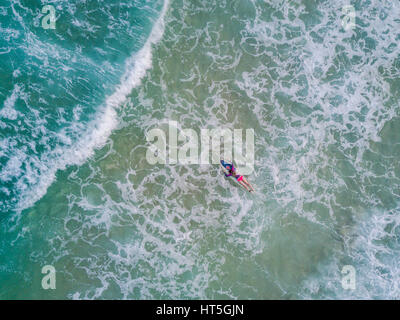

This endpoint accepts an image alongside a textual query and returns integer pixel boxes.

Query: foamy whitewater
[0,0,399,299]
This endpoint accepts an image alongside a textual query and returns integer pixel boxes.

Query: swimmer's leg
[241,177,255,191]
[239,180,251,192]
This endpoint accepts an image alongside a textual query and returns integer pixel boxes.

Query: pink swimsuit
[225,164,243,182]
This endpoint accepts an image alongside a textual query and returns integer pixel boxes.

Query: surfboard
[220,159,233,173]
[220,159,240,186]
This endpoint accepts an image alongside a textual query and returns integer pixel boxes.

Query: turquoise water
[1,0,400,299]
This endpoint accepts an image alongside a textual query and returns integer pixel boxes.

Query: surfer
[224,164,255,192]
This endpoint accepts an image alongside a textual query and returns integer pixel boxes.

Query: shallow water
[0,0,400,299]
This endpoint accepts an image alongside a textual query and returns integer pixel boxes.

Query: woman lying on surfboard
[224,164,255,192]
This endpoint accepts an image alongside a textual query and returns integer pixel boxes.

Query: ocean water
[0,0,399,299]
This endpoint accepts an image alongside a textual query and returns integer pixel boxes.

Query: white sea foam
[300,205,400,299]
[0,84,22,121]
[14,0,170,212]
[4,0,399,299]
